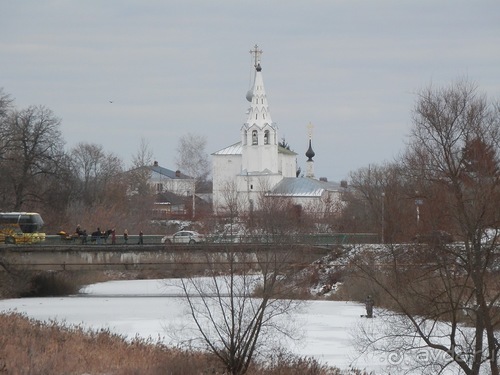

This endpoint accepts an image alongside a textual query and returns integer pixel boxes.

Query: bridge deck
[0,243,332,272]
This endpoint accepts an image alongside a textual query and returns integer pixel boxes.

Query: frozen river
[0,278,416,374]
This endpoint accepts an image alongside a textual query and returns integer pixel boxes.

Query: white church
[212,45,345,216]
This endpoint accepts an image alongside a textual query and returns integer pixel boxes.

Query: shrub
[20,271,81,297]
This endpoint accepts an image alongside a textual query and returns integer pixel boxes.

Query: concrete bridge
[0,243,332,273]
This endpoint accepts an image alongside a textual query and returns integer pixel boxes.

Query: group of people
[73,226,143,245]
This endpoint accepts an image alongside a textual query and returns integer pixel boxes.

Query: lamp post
[415,200,421,226]
[415,191,423,230]
[381,192,385,244]
[192,182,196,219]
[188,180,196,220]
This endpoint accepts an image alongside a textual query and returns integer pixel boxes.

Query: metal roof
[128,165,192,179]
[212,142,242,155]
[268,177,342,197]
[150,165,191,179]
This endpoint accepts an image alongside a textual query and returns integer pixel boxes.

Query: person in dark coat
[365,295,374,318]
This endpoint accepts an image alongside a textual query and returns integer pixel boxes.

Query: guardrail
[206,233,379,245]
[25,233,380,246]
[44,234,164,246]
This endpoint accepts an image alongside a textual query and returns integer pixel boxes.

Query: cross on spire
[250,44,263,68]
[307,122,314,140]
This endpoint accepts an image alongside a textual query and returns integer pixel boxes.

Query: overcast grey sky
[2,1,500,181]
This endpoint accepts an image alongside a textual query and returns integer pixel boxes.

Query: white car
[161,230,205,244]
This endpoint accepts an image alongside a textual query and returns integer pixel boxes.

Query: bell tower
[240,45,279,175]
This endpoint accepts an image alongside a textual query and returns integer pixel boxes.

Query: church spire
[244,44,274,129]
[305,122,315,178]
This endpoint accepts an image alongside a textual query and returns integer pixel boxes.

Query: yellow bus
[0,212,46,244]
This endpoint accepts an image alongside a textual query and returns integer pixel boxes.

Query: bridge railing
[206,233,379,245]
[45,234,164,245]
[41,233,379,246]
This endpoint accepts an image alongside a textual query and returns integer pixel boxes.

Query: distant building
[128,161,196,218]
[212,45,345,216]
[147,161,195,197]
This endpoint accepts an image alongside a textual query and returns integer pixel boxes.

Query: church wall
[243,144,279,173]
[235,173,284,210]
[278,153,297,177]
[212,154,242,212]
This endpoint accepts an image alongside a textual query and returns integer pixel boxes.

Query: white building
[127,161,196,218]
[146,161,195,197]
[212,45,344,216]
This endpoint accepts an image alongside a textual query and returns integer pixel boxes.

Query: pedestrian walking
[124,229,128,244]
[138,231,143,245]
[365,295,374,318]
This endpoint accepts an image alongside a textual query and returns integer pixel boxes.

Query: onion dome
[306,139,315,161]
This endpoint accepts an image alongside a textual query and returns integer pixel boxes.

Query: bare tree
[128,137,155,195]
[217,180,244,218]
[0,105,66,211]
[175,133,210,183]
[351,79,500,375]
[175,133,210,218]
[177,245,302,375]
[344,162,431,243]
[69,142,124,206]
[132,137,154,168]
[0,88,13,119]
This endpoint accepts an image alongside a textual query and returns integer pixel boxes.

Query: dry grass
[0,312,212,375]
[0,313,371,375]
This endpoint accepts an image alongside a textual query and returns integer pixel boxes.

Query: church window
[250,184,253,190]
[252,130,258,145]
[264,130,269,144]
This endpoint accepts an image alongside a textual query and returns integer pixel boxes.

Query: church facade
[212,45,344,216]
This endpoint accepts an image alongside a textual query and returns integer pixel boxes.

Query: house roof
[128,164,193,179]
[150,165,192,179]
[267,177,342,197]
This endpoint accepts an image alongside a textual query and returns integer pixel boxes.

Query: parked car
[161,230,206,244]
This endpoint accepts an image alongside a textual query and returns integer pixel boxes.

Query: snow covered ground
[0,278,456,374]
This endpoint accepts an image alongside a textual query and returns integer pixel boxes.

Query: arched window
[264,130,269,145]
[252,130,258,145]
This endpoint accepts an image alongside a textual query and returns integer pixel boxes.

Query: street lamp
[381,192,385,244]
[415,191,423,230]
[187,184,196,220]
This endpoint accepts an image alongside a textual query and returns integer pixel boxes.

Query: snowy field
[0,278,460,374]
